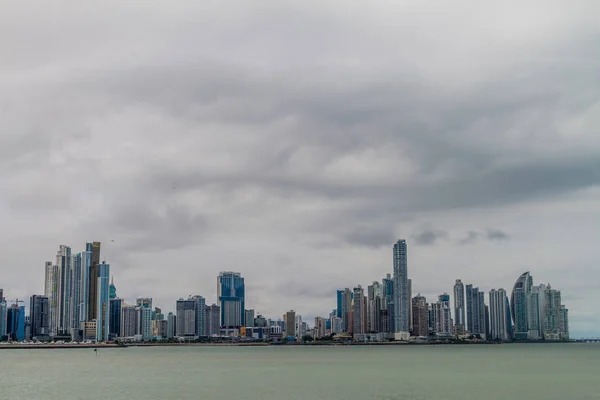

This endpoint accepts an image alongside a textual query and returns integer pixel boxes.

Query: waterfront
[1,344,598,400]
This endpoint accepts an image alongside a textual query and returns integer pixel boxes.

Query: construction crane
[6,299,25,307]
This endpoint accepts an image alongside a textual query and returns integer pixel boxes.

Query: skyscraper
[511,272,533,340]
[193,295,206,337]
[382,274,394,335]
[489,289,508,341]
[453,279,466,335]
[284,310,296,338]
[466,284,486,337]
[336,289,344,318]
[0,300,7,340]
[432,293,453,337]
[30,295,50,341]
[341,288,353,333]
[55,245,72,336]
[205,304,220,337]
[559,305,569,340]
[393,239,409,337]
[7,305,26,341]
[245,309,255,328]
[121,305,138,337]
[167,312,176,339]
[176,298,196,337]
[135,298,153,341]
[95,262,110,342]
[543,285,562,341]
[109,298,122,339]
[87,241,101,322]
[44,261,57,336]
[367,282,382,333]
[411,294,428,337]
[217,272,245,328]
[352,286,365,338]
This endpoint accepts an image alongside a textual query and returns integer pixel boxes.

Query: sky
[1,1,599,338]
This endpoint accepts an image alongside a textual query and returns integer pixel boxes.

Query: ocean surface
[1,343,598,400]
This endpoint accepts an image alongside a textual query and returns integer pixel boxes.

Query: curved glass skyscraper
[511,271,532,340]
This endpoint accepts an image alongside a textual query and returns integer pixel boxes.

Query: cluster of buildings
[0,239,570,343]
[320,241,570,342]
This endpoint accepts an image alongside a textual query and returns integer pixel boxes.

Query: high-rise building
[193,295,206,337]
[341,288,353,333]
[7,305,26,341]
[87,241,101,322]
[352,286,365,338]
[140,307,152,341]
[543,285,563,341]
[489,289,509,341]
[478,292,487,339]
[95,262,110,342]
[176,298,196,337]
[368,282,382,333]
[109,298,122,339]
[44,261,57,336]
[511,272,533,340]
[121,305,138,337]
[559,305,569,340]
[167,312,176,339]
[0,300,7,340]
[336,290,344,318]
[205,304,220,337]
[217,272,245,328]
[55,245,72,337]
[382,274,394,335]
[0,289,3,301]
[466,284,486,337]
[432,293,453,337]
[30,295,50,341]
[245,309,255,328]
[393,239,409,336]
[408,279,413,333]
[453,279,466,335]
[284,310,296,338]
[411,294,428,337]
[74,247,91,326]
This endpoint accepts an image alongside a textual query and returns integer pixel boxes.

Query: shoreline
[0,340,580,350]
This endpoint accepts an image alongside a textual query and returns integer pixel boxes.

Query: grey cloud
[459,229,510,245]
[486,229,510,241]
[411,229,449,246]
[0,1,599,336]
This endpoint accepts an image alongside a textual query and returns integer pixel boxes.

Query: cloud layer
[1,0,599,337]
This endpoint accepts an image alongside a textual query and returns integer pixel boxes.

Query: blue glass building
[217,272,245,328]
[109,298,122,339]
[96,263,110,342]
[7,305,25,341]
[336,290,344,318]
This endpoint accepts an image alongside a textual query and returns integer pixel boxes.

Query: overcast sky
[1,1,599,338]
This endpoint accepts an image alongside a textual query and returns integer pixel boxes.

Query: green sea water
[1,344,598,400]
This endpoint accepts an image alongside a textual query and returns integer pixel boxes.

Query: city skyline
[2,2,600,341]
[0,238,575,341]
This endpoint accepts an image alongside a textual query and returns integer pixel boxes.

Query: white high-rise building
[393,239,409,338]
[453,280,466,335]
[44,261,58,337]
[489,289,509,341]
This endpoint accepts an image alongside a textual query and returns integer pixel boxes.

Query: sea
[1,343,598,400]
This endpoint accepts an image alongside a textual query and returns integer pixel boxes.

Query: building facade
[96,263,110,342]
[393,239,409,336]
[217,272,245,328]
[453,279,466,335]
[489,289,509,341]
[30,295,50,341]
